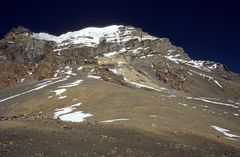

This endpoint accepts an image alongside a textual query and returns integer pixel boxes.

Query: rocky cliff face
[0,25,239,98]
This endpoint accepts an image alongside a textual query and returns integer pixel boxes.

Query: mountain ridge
[0,25,235,91]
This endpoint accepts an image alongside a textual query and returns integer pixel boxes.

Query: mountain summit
[0,25,240,156]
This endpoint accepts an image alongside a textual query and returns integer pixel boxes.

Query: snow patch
[189,70,223,88]
[20,78,25,82]
[211,125,240,140]
[59,80,83,88]
[0,77,68,103]
[124,77,163,92]
[104,51,118,57]
[100,119,129,123]
[178,103,188,107]
[54,103,81,118]
[59,111,93,122]
[87,75,101,79]
[52,88,66,96]
[165,55,218,72]
[228,100,240,105]
[52,88,67,99]
[54,103,92,122]
[186,97,239,109]
[149,115,158,118]
[77,66,83,71]
[64,66,76,76]
[109,68,119,75]
[140,54,154,59]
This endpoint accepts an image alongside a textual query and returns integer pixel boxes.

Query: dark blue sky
[1,0,239,72]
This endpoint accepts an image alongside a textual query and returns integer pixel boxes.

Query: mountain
[0,25,240,156]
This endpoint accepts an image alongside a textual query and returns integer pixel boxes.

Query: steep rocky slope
[0,25,240,156]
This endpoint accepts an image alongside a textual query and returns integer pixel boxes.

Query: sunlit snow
[211,125,240,140]
[100,119,129,123]
[32,25,158,49]
[54,103,93,122]
[0,77,68,103]
[186,97,238,109]
[87,75,101,79]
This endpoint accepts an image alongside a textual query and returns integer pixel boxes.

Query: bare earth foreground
[0,119,239,157]
[0,78,240,157]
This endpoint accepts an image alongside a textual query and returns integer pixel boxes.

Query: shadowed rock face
[0,61,26,90]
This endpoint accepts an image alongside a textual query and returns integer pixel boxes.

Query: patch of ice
[100,119,129,123]
[168,95,177,98]
[211,125,240,140]
[228,100,240,105]
[208,64,218,70]
[165,54,181,64]
[189,70,223,88]
[77,66,83,71]
[149,115,158,118]
[109,68,119,75]
[59,96,67,99]
[54,103,81,118]
[53,47,69,52]
[64,66,76,76]
[178,103,188,107]
[34,77,59,87]
[52,88,66,96]
[51,88,67,99]
[131,47,144,54]
[104,51,118,57]
[124,77,163,92]
[32,33,60,42]
[140,54,154,59]
[199,97,220,100]
[214,80,223,88]
[118,61,124,65]
[27,71,33,75]
[20,78,25,82]
[87,75,101,79]
[54,103,92,122]
[186,97,239,109]
[59,111,93,122]
[165,55,218,72]
[187,71,193,76]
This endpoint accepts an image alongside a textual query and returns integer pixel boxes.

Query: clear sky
[1,0,239,72]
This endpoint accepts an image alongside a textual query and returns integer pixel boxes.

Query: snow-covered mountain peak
[32,25,158,47]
